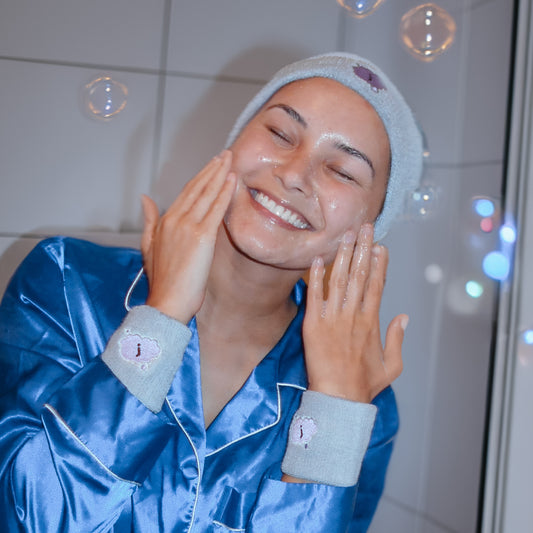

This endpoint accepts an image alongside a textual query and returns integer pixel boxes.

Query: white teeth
[253,191,310,229]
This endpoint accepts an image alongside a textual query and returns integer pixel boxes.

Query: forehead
[262,77,387,135]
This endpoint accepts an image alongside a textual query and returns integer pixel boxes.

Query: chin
[222,219,312,272]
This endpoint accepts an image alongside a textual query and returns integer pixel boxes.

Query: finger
[202,171,237,232]
[167,151,232,217]
[344,223,374,308]
[189,152,235,221]
[382,314,408,382]
[327,231,356,311]
[140,194,160,257]
[361,244,388,315]
[306,256,325,317]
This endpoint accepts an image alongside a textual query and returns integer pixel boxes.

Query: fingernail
[400,315,409,331]
[372,244,382,256]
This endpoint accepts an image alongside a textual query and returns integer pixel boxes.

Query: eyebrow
[334,142,375,178]
[267,103,375,177]
[266,103,308,128]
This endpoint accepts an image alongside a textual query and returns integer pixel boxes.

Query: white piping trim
[124,267,144,312]
[44,404,140,486]
[166,398,202,533]
[212,520,245,532]
[206,383,306,457]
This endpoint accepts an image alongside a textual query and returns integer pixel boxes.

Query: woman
[0,53,423,532]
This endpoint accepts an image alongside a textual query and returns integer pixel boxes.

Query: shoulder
[6,236,141,279]
[1,236,145,349]
[4,236,142,302]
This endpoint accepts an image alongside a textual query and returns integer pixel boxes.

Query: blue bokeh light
[465,280,484,298]
[523,330,533,345]
[500,224,517,243]
[473,198,495,217]
[482,251,510,281]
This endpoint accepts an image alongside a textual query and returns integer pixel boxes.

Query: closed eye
[268,126,292,145]
[329,165,357,184]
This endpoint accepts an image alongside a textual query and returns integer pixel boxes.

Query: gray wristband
[102,305,192,413]
[281,390,377,487]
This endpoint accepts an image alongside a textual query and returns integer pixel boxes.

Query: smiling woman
[223,77,391,269]
[0,52,424,533]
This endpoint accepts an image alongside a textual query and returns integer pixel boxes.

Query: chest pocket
[212,486,258,531]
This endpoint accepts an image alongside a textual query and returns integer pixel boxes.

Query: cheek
[230,131,278,175]
[322,189,369,235]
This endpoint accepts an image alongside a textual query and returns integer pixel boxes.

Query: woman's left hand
[302,223,407,404]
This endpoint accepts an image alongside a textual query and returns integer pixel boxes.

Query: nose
[274,149,314,195]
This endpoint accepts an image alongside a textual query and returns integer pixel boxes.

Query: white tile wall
[0,236,42,298]
[0,60,158,234]
[166,0,342,80]
[368,497,418,532]
[0,0,166,69]
[460,0,514,165]
[0,1,515,532]
[155,76,261,208]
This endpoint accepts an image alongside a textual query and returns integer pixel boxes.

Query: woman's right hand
[141,150,236,324]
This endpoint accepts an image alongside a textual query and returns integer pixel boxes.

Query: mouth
[250,190,311,230]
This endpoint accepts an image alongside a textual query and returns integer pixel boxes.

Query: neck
[196,225,305,338]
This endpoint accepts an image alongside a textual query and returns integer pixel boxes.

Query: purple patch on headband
[353,65,386,92]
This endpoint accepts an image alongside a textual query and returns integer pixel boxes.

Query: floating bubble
[465,280,484,299]
[482,251,510,281]
[400,3,456,62]
[337,0,386,18]
[406,185,438,218]
[84,76,128,120]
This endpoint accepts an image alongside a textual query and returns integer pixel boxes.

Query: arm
[266,225,405,530]
[0,240,184,533]
[0,153,235,532]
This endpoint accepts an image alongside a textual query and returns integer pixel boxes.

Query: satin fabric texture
[0,237,399,532]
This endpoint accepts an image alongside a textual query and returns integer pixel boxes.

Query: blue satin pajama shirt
[0,237,399,532]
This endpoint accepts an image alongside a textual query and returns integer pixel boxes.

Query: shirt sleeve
[247,388,398,533]
[0,239,180,532]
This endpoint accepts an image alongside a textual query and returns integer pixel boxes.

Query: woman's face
[224,77,391,270]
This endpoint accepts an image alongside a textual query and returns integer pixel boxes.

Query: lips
[250,190,311,230]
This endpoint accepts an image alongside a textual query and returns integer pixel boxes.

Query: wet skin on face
[223,77,391,272]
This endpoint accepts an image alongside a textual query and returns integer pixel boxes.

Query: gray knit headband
[225,52,424,241]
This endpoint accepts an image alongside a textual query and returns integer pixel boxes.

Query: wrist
[306,382,372,404]
[281,390,377,487]
[145,295,192,325]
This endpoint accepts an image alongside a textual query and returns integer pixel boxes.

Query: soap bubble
[84,76,128,120]
[406,185,438,218]
[400,3,456,62]
[337,0,386,18]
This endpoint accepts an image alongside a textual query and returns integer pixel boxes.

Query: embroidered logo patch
[289,416,318,449]
[119,331,161,370]
[353,64,386,92]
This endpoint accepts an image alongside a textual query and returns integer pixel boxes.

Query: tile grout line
[149,0,173,192]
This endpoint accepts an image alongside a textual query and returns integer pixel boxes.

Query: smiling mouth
[251,190,311,230]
